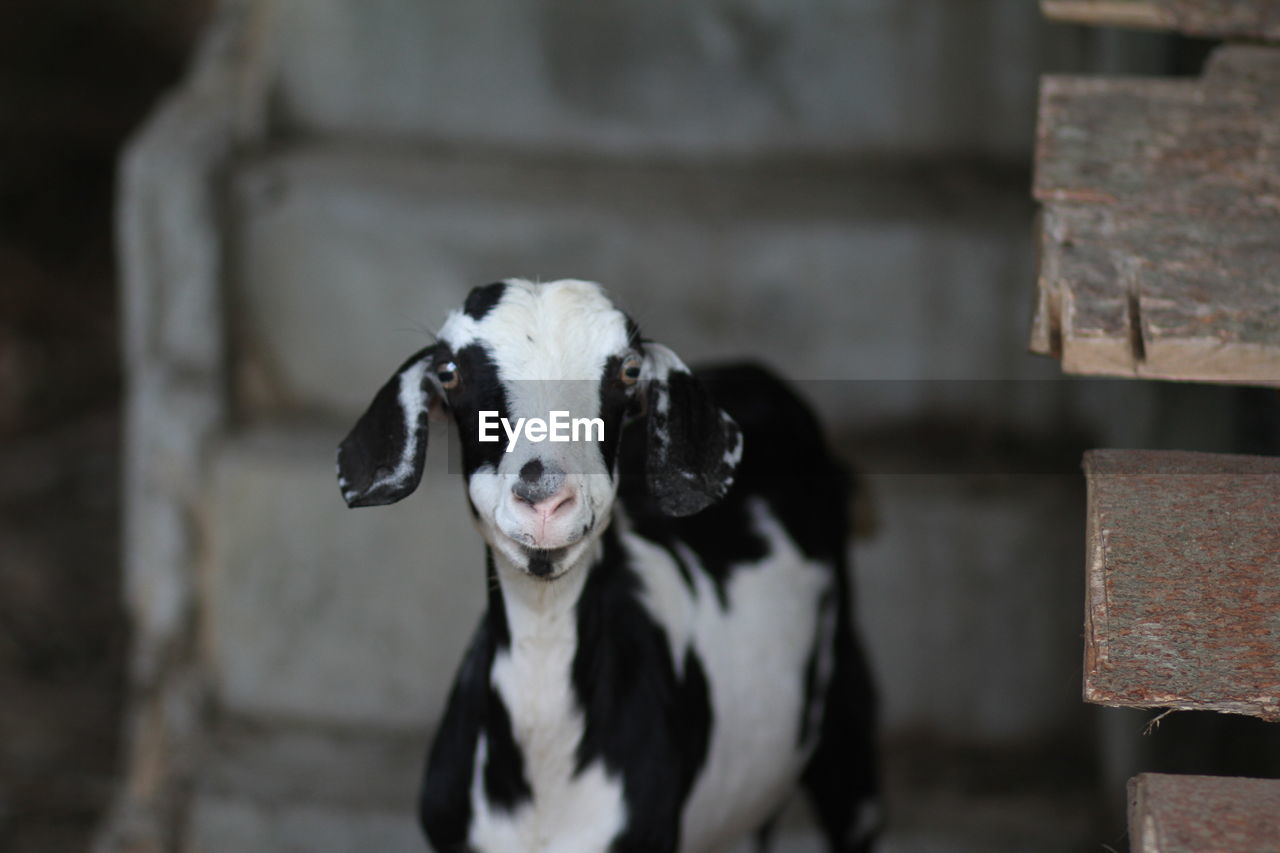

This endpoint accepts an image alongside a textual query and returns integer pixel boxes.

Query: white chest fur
[468,564,628,853]
[469,499,832,853]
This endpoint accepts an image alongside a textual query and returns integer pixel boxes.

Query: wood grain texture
[1043,0,1280,40]
[1084,450,1280,720]
[1128,774,1280,853]
[1041,1,1167,31]
[1032,46,1280,386]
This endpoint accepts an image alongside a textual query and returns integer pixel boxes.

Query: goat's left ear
[337,344,442,508]
[641,343,743,517]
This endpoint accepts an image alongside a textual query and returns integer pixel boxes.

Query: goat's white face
[337,278,744,582]
[437,280,634,578]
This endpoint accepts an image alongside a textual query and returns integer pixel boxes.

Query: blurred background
[1,2,209,851]
[1,2,1277,852]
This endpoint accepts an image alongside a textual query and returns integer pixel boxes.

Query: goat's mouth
[523,546,570,580]
[502,522,587,552]
[488,517,604,581]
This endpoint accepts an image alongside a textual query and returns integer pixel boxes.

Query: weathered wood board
[1084,450,1280,721]
[1129,773,1280,853]
[1043,0,1280,41]
[1032,46,1280,386]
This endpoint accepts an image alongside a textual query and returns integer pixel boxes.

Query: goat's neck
[488,539,602,647]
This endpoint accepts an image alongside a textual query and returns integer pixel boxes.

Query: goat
[337,279,879,853]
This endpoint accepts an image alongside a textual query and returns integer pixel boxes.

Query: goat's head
[337,279,742,581]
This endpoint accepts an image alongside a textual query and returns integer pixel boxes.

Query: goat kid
[337,279,879,853]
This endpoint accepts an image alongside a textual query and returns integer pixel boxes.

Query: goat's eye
[619,356,642,386]
[436,361,460,390]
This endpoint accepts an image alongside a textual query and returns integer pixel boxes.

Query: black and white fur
[337,279,879,853]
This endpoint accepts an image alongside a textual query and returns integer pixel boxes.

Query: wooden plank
[1129,774,1280,852]
[1032,46,1280,386]
[1084,450,1280,720]
[1043,0,1280,40]
[1041,1,1167,31]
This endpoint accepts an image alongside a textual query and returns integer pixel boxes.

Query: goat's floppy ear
[641,343,743,517]
[337,345,442,508]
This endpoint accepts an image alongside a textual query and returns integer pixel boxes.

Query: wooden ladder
[1033,2,1280,849]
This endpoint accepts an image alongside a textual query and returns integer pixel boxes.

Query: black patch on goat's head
[336,279,742,575]
[442,342,512,478]
[463,281,507,321]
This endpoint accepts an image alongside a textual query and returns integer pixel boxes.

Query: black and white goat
[337,279,879,853]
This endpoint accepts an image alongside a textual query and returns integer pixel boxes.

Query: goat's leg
[800,624,881,853]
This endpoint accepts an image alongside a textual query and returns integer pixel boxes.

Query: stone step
[188,794,420,853]
[208,423,1094,743]
[187,791,1098,853]
[196,720,426,811]
[229,143,1045,424]
[266,0,1064,160]
[185,718,1103,852]
[207,425,484,729]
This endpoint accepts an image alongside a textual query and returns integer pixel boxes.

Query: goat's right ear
[640,342,743,517]
[337,345,442,508]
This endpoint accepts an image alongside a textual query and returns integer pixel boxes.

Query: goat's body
[421,365,878,853]
[633,502,833,853]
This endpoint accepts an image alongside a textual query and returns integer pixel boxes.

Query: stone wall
[107,2,1241,851]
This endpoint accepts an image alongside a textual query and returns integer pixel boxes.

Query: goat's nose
[512,459,571,512]
[518,458,545,485]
